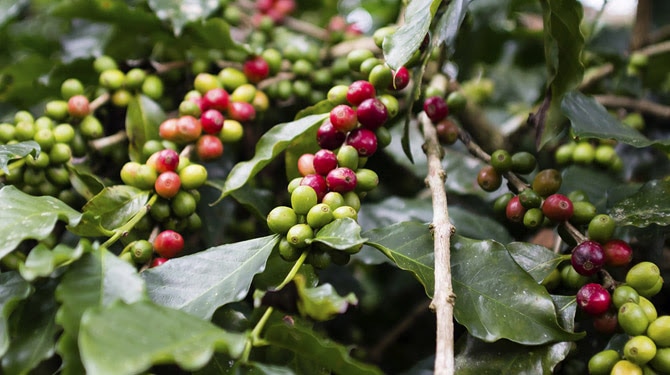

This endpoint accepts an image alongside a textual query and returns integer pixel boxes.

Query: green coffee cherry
[278,237,302,261]
[179,164,207,190]
[588,350,621,375]
[337,145,359,170]
[0,123,15,143]
[510,152,536,174]
[555,142,575,164]
[61,78,84,99]
[128,240,153,263]
[15,121,36,141]
[372,26,396,48]
[267,206,298,234]
[332,206,357,220]
[53,123,76,144]
[125,68,147,89]
[369,65,393,89]
[523,208,544,229]
[624,335,657,366]
[291,186,318,215]
[560,265,590,289]
[650,348,670,373]
[99,69,125,90]
[638,296,658,322]
[170,190,197,218]
[286,223,313,248]
[572,141,596,164]
[613,285,640,308]
[570,201,597,225]
[493,192,514,216]
[327,85,349,105]
[355,169,379,192]
[647,316,670,347]
[588,214,616,242]
[79,115,104,139]
[307,248,331,269]
[490,149,512,173]
[626,262,661,291]
[446,91,467,113]
[322,192,345,210]
[618,302,650,336]
[231,84,257,103]
[347,49,374,72]
[150,199,171,222]
[219,119,244,143]
[637,277,664,299]
[306,203,334,228]
[377,94,399,118]
[93,55,117,73]
[518,189,542,209]
[142,75,164,99]
[49,143,72,164]
[343,191,361,211]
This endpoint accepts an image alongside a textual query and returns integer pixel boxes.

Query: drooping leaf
[55,245,146,337]
[148,0,220,36]
[506,242,566,283]
[363,221,434,297]
[382,0,440,70]
[0,272,32,357]
[126,94,165,163]
[0,0,28,27]
[294,275,358,321]
[67,164,105,200]
[264,320,383,375]
[213,114,328,203]
[69,185,150,237]
[0,185,82,259]
[0,141,39,173]
[536,0,584,149]
[311,218,367,250]
[1,280,58,375]
[434,0,473,49]
[451,235,583,344]
[561,91,670,149]
[142,235,279,319]
[610,179,670,227]
[79,300,247,375]
[295,99,336,120]
[18,241,85,281]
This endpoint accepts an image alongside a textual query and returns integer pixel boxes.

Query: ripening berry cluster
[93,55,165,106]
[555,139,623,172]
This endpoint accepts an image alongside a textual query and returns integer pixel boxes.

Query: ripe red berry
[256,0,273,12]
[300,174,328,201]
[67,95,91,118]
[346,80,376,106]
[202,88,230,112]
[542,194,574,222]
[505,196,526,223]
[326,167,357,193]
[346,128,377,157]
[592,310,618,334]
[175,115,202,143]
[151,257,169,267]
[152,149,180,173]
[317,120,346,150]
[228,101,256,122]
[330,105,358,133]
[196,134,224,161]
[297,153,316,176]
[389,66,409,91]
[423,96,449,123]
[603,239,633,267]
[576,283,611,316]
[200,109,225,134]
[274,0,296,16]
[313,149,338,176]
[435,119,459,145]
[571,240,605,276]
[155,171,181,198]
[243,56,270,83]
[159,118,179,140]
[356,98,388,130]
[153,230,184,259]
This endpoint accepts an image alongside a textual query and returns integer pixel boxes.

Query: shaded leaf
[295,275,358,321]
[358,196,432,230]
[434,0,473,49]
[142,235,279,319]
[561,91,670,149]
[56,332,85,375]
[0,272,32,357]
[0,141,39,173]
[79,300,247,375]
[506,242,566,283]
[0,185,82,259]
[452,235,583,344]
[213,114,328,203]
[126,94,165,163]
[610,179,670,227]
[363,221,434,297]
[382,0,439,70]
[444,146,503,199]
[311,218,367,250]
[0,0,28,27]
[198,360,297,375]
[383,120,427,177]
[450,206,513,244]
[148,0,220,36]
[67,164,105,200]
[295,99,336,120]
[229,186,275,219]
[18,241,85,281]
[264,320,382,375]
[59,19,113,63]
[186,18,246,52]
[559,165,621,213]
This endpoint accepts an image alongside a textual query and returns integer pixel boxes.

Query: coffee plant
[1,0,669,374]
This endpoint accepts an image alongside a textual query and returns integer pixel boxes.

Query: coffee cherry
[267,206,298,234]
[336,145,359,170]
[505,196,526,223]
[637,277,663,299]
[327,85,349,105]
[647,316,670,347]
[80,115,104,139]
[572,141,596,164]
[532,169,562,197]
[291,185,318,215]
[307,248,332,269]
[618,302,649,336]
[332,205,358,220]
[179,164,207,190]
[595,144,617,166]
[142,75,164,100]
[153,230,184,258]
[593,310,619,334]
[125,68,146,89]
[355,168,379,192]
[278,238,302,261]
[523,208,544,229]
[346,128,378,157]
[219,119,244,143]
[231,83,257,103]
[576,283,611,315]
[369,64,393,89]
[134,164,158,190]
[603,239,633,267]
[316,120,346,150]
[33,129,55,151]
[433,119,458,145]
[306,203,334,228]
[313,149,338,176]
[228,102,256,122]
[196,135,224,161]
[389,66,410,91]
[170,190,197,218]
[330,105,358,133]
[542,194,573,222]
[346,80,376,106]
[128,240,153,264]
[477,165,502,192]
[326,167,357,193]
[650,348,670,373]
[588,214,616,242]
[45,101,69,121]
[151,257,168,267]
[155,171,181,198]
[569,190,588,203]
[99,69,125,90]
[297,153,316,176]
[243,56,270,83]
[49,143,72,164]
[300,174,328,202]
[286,223,313,248]
[490,149,512,173]
[202,88,230,112]
[588,350,620,375]
[322,192,345,210]
[151,149,180,173]
[613,286,640,308]
[510,152,536,174]
[638,296,657,322]
[347,49,374,72]
[200,109,225,134]
[61,78,84,99]
[626,262,661,291]
[555,142,575,165]
[570,201,597,225]
[173,115,203,143]
[356,98,388,130]
[518,189,542,209]
[571,240,605,276]
[423,96,449,123]
[610,360,642,375]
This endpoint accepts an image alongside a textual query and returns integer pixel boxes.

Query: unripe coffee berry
[477,165,502,192]
[297,153,316,176]
[153,230,184,258]
[332,205,358,220]
[576,283,611,315]
[588,214,616,242]
[267,206,298,234]
[518,189,542,209]
[623,335,656,366]
[588,350,620,375]
[291,185,318,215]
[625,262,661,291]
[336,145,359,170]
[286,223,313,248]
[571,240,605,276]
[179,164,207,190]
[306,203,334,228]
[490,149,512,173]
[618,302,649,336]
[542,194,573,222]
[510,152,536,174]
[523,208,544,229]
[532,169,562,197]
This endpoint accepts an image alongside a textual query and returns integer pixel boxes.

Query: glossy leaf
[18,241,85,281]
[382,0,439,70]
[506,242,566,283]
[559,165,621,212]
[0,185,82,259]
[610,179,670,227]
[142,235,279,319]
[434,0,473,48]
[67,164,105,200]
[562,91,670,149]
[0,0,28,27]
[55,245,146,336]
[213,114,328,203]
[264,320,382,375]
[452,235,583,344]
[69,185,150,237]
[295,275,358,321]
[56,332,85,375]
[536,0,584,149]
[186,18,246,52]
[311,218,367,250]
[0,272,31,357]
[198,360,297,375]
[126,94,164,163]
[295,99,335,120]
[450,206,513,244]
[228,186,275,219]
[79,300,247,375]
[148,0,220,36]
[364,221,434,297]
[0,141,39,173]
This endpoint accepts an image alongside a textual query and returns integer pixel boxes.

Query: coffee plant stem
[594,94,670,119]
[275,249,308,290]
[419,112,455,375]
[88,130,128,151]
[101,194,158,249]
[559,221,588,244]
[89,92,110,112]
[0,158,25,177]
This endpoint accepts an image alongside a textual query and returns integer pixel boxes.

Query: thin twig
[579,63,614,90]
[282,16,330,41]
[636,40,670,57]
[630,0,651,50]
[88,131,128,151]
[419,112,455,375]
[594,94,670,119]
[89,92,110,112]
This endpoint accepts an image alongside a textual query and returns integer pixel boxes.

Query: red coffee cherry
[243,56,270,83]
[346,128,377,157]
[356,98,388,130]
[326,167,357,193]
[174,115,203,143]
[313,149,338,176]
[542,194,574,222]
[159,118,179,140]
[346,80,376,106]
[577,283,611,316]
[196,134,224,161]
[67,95,91,118]
[300,174,328,202]
[330,104,358,133]
[423,96,449,123]
[151,149,180,173]
[317,120,347,150]
[297,153,316,176]
[603,239,633,267]
[389,66,409,91]
[155,171,181,198]
[592,310,618,334]
[228,101,256,122]
[200,109,225,134]
[571,240,605,276]
[153,230,184,259]
[505,196,526,223]
[202,88,230,111]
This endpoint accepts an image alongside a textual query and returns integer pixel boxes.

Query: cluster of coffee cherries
[119,229,185,268]
[555,139,623,172]
[252,0,296,26]
[93,55,164,106]
[586,262,669,374]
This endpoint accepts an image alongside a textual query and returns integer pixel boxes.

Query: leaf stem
[276,249,308,290]
[101,194,158,249]
[0,158,26,177]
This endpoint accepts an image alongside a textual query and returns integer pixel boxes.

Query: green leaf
[67,164,105,201]
[506,242,566,283]
[213,113,328,203]
[18,241,85,281]
[311,218,367,250]
[559,165,621,213]
[536,0,584,149]
[229,186,275,219]
[382,0,440,70]
[363,221,434,297]
[434,0,473,48]
[1,280,59,375]
[56,332,85,375]
[610,179,670,227]
[264,320,382,375]
[295,99,336,120]
[0,0,28,27]
[142,235,279,319]
[69,185,150,237]
[452,235,583,344]
[55,245,146,337]
[0,141,39,173]
[0,185,82,259]
[197,359,296,375]
[383,119,427,176]
[126,94,165,163]
[185,18,247,53]
[294,275,358,321]
[79,300,247,375]
[0,272,32,357]
[148,0,220,36]
[449,206,513,244]
[561,91,670,149]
